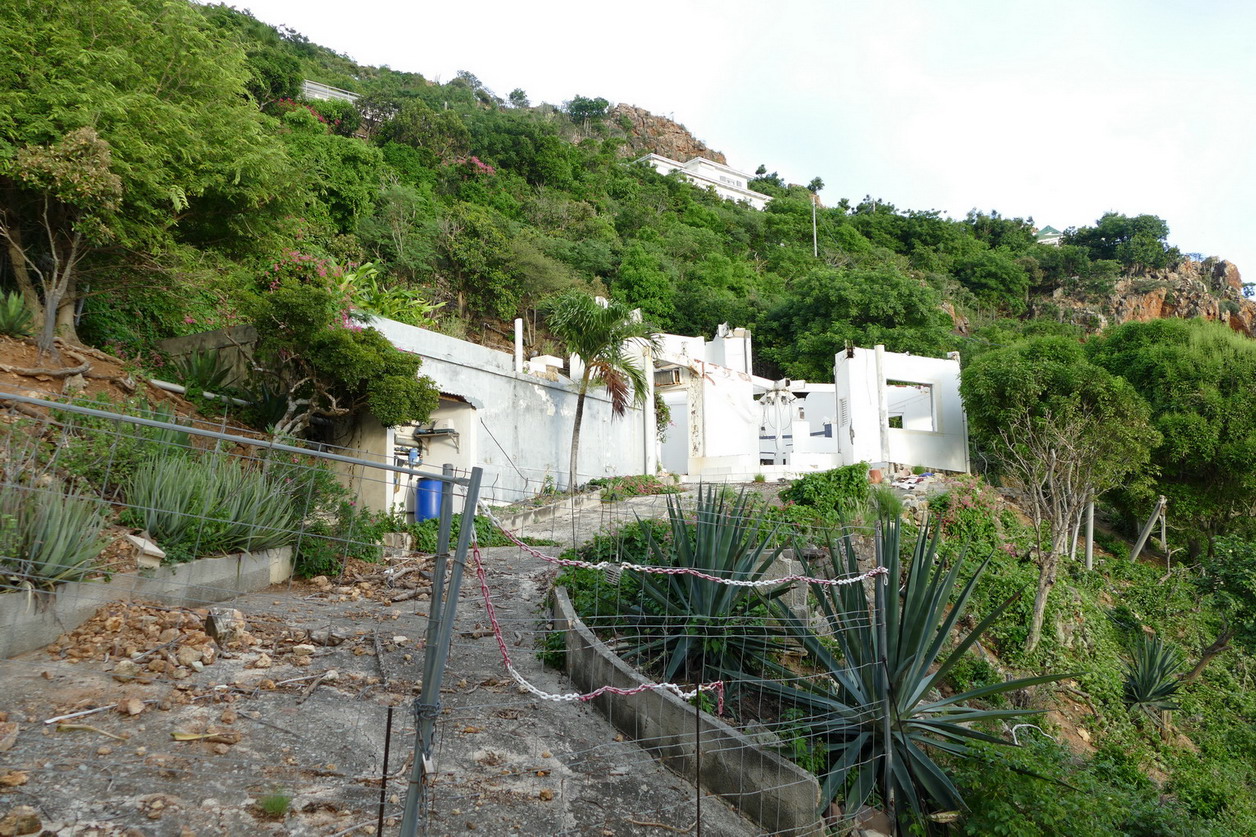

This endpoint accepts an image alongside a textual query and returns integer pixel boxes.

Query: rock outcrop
[1035,259,1255,338]
[609,104,726,164]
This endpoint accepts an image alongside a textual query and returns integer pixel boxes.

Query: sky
[231,0,1255,276]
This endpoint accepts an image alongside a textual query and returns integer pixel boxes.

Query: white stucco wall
[834,346,968,473]
[368,318,653,505]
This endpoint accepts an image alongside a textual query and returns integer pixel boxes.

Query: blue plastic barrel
[414,478,445,523]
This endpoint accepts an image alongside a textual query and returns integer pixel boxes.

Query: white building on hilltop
[636,154,772,210]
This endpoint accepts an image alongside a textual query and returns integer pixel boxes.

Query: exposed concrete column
[513,318,524,373]
[642,344,657,475]
[874,344,890,464]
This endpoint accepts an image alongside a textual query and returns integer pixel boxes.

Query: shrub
[1124,633,1184,722]
[52,395,192,498]
[621,486,786,686]
[292,500,395,577]
[587,474,682,501]
[779,462,868,513]
[171,349,233,395]
[408,514,556,554]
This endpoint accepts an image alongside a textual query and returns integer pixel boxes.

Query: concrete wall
[835,346,968,473]
[155,325,258,389]
[0,547,292,659]
[369,318,653,503]
[552,588,824,836]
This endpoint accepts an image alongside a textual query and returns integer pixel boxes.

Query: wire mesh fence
[1,385,901,836]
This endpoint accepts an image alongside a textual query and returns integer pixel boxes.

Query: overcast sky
[230,0,1256,277]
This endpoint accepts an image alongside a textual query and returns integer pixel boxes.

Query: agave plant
[1124,633,1184,723]
[622,485,788,686]
[0,291,33,338]
[756,515,1069,824]
[172,349,233,394]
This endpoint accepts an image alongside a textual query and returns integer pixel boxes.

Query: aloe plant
[0,481,106,586]
[1124,633,1184,722]
[622,485,788,686]
[127,454,298,562]
[755,515,1069,824]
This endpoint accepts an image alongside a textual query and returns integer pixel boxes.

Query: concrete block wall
[551,587,824,836]
[0,547,292,658]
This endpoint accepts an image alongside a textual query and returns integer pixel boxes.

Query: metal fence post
[400,466,483,837]
[874,521,896,834]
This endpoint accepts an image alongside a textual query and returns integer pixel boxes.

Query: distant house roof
[1035,225,1063,245]
[301,80,360,103]
[634,153,772,210]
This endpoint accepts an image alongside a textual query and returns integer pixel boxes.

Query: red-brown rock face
[610,104,727,164]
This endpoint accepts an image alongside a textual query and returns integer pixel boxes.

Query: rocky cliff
[1036,259,1255,338]
[609,104,726,164]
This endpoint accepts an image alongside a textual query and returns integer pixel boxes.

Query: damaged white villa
[350,314,969,515]
[163,311,969,516]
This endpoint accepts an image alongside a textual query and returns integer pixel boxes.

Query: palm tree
[545,292,656,492]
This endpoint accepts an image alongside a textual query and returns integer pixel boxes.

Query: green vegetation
[52,395,192,499]
[961,337,1158,651]
[778,462,869,514]
[1123,634,1185,723]
[1088,319,1256,557]
[255,790,292,819]
[0,479,107,586]
[545,291,656,491]
[0,292,34,338]
[587,474,681,501]
[554,472,1256,834]
[124,454,300,563]
[408,514,557,554]
[623,487,785,685]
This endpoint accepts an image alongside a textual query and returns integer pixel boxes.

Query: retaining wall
[551,587,824,836]
[0,547,292,658]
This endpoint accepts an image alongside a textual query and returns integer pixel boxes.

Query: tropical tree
[1063,212,1182,270]
[1183,536,1256,682]
[1088,318,1256,556]
[961,337,1159,653]
[545,292,656,492]
[250,253,439,436]
[0,0,287,355]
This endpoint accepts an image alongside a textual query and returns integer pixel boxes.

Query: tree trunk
[1,208,46,335]
[55,291,79,346]
[1182,627,1235,684]
[1026,545,1062,654]
[567,369,591,493]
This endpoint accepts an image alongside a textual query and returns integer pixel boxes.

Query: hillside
[4,1,1249,386]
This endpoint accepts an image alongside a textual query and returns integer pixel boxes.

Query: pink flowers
[454,156,496,175]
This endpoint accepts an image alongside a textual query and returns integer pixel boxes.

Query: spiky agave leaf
[1124,633,1184,721]
[755,515,1071,824]
[621,485,788,687]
